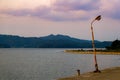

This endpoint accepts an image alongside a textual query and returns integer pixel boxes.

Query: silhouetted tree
[106,39,120,50]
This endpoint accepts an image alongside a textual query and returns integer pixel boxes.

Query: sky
[0,0,120,41]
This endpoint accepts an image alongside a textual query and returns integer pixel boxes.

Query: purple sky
[0,0,120,41]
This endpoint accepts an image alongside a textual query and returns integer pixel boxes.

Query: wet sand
[58,67,120,80]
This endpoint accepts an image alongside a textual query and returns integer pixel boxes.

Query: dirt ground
[58,67,120,80]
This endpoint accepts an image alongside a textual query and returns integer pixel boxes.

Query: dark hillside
[0,34,112,48]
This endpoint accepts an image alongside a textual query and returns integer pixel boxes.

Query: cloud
[100,0,120,19]
[53,0,100,11]
[1,9,31,16]
[0,6,51,18]
[0,0,120,21]
[0,6,90,21]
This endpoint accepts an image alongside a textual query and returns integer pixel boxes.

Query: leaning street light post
[91,15,101,73]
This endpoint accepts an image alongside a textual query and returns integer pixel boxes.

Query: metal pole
[91,20,101,73]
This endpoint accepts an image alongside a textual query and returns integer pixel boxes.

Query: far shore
[58,67,120,80]
[65,49,120,55]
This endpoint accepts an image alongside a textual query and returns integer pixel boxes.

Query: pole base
[94,64,101,73]
[93,69,101,73]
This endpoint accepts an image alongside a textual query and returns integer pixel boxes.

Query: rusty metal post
[91,15,101,73]
[77,69,80,76]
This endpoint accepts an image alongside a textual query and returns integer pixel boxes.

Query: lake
[0,48,120,80]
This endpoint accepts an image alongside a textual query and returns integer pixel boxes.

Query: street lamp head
[95,15,101,21]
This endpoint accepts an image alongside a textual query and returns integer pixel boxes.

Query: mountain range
[0,34,112,48]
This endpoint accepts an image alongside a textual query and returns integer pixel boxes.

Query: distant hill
[0,34,112,48]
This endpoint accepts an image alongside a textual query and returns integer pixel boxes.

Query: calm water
[0,48,120,80]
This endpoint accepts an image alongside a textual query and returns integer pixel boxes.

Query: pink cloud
[53,0,100,11]
[100,0,120,19]
[0,0,120,21]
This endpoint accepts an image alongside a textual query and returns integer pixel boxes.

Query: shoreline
[58,67,120,80]
[65,50,120,55]
[58,50,120,80]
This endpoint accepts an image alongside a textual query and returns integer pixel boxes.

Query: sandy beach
[58,67,120,80]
